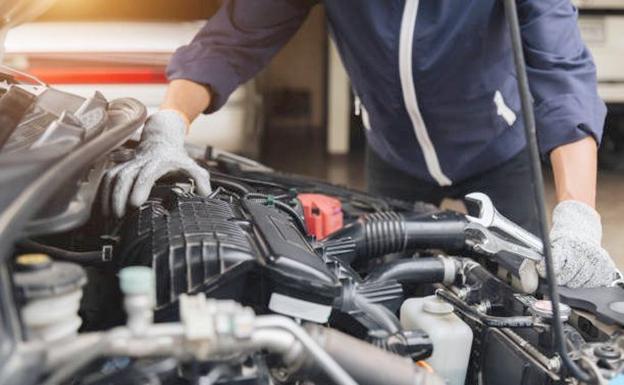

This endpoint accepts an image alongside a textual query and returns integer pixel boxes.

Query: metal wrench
[464,222,541,293]
[464,223,542,262]
[465,192,543,253]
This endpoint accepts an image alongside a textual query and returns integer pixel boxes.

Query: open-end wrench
[464,222,541,293]
[464,223,542,262]
[465,192,543,253]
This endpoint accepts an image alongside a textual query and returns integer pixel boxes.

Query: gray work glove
[537,200,621,288]
[103,109,211,217]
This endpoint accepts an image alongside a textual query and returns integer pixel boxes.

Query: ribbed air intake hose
[324,210,467,263]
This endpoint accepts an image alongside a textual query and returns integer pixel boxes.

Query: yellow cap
[16,253,51,267]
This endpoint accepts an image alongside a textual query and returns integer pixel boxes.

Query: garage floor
[262,134,624,268]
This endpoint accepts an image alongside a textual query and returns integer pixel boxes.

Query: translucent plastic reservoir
[400,295,473,385]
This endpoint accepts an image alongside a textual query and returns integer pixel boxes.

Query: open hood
[0,0,56,60]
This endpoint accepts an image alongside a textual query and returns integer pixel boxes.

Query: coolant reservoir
[400,295,473,385]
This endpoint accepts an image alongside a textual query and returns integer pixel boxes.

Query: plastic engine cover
[116,186,341,315]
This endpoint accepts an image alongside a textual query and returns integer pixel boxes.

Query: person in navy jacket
[106,0,620,288]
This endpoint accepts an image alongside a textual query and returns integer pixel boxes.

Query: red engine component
[298,194,344,239]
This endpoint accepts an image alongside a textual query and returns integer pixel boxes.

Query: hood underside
[0,0,57,59]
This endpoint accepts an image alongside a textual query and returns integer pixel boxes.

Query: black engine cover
[116,187,341,316]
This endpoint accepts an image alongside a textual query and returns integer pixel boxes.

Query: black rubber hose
[436,289,534,328]
[502,0,593,382]
[365,257,455,285]
[304,324,445,385]
[352,294,401,335]
[17,239,104,265]
[324,211,466,263]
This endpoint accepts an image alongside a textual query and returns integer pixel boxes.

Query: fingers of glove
[567,262,611,288]
[551,237,617,288]
[549,241,585,286]
[565,254,599,288]
[579,252,619,288]
[128,160,175,208]
[112,162,144,218]
[186,163,212,196]
[102,161,132,217]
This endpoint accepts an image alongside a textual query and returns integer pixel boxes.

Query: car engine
[3,79,624,385]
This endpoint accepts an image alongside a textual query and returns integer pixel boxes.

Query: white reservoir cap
[423,297,454,314]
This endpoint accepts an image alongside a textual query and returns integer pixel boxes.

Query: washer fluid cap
[423,297,454,314]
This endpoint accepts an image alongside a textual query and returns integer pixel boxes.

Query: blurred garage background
[4,0,624,263]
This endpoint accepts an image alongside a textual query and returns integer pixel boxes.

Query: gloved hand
[103,109,211,217]
[537,200,621,288]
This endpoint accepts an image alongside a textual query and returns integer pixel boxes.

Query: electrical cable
[244,192,291,201]
[17,239,105,265]
[210,170,285,190]
[502,0,595,381]
[270,200,308,234]
[209,176,251,195]
[244,193,308,234]
[207,186,225,199]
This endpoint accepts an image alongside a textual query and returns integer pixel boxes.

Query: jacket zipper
[399,0,452,186]
[354,95,371,131]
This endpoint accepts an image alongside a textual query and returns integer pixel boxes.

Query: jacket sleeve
[167,0,313,113]
[517,0,606,154]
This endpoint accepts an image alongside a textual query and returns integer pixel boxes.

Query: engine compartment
[13,158,624,385]
[3,82,624,385]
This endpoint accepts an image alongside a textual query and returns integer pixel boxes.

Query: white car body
[4,21,262,155]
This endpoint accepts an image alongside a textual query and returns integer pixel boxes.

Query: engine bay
[2,81,624,385]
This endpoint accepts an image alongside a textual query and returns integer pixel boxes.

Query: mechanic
[105,0,620,288]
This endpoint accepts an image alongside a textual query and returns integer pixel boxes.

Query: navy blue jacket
[167,0,605,185]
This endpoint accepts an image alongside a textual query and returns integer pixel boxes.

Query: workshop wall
[261,6,327,138]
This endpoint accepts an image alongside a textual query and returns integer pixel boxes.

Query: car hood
[0,0,56,60]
